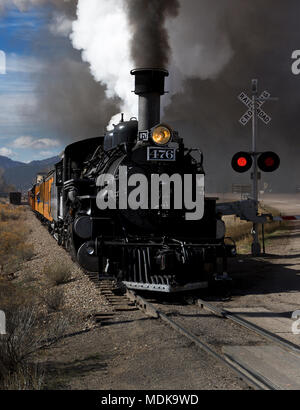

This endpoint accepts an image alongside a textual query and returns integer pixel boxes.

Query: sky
[0,1,299,192]
[0,4,62,162]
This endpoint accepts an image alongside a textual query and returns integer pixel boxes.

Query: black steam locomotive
[30,69,235,292]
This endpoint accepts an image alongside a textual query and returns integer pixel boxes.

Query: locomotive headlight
[152,125,172,145]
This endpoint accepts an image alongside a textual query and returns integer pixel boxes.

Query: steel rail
[126,290,280,390]
[197,298,300,355]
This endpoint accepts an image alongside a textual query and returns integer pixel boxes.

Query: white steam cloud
[71,0,137,129]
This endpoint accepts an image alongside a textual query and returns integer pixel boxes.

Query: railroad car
[9,192,21,205]
[28,68,236,292]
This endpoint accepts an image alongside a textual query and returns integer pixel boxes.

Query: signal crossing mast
[234,79,279,256]
[251,79,260,256]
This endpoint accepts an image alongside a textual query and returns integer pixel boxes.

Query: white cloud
[0,147,14,157]
[39,150,56,157]
[13,136,60,150]
[0,1,50,13]
[6,54,45,74]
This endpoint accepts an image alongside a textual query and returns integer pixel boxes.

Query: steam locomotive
[28,68,235,292]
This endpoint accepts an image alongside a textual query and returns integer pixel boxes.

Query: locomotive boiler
[28,68,235,292]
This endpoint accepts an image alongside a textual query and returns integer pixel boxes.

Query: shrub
[0,303,70,390]
[43,288,65,312]
[0,306,44,375]
[45,262,72,286]
[16,244,35,262]
[0,211,31,275]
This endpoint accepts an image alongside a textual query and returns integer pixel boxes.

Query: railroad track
[83,269,300,390]
[125,289,300,390]
[82,273,138,326]
[196,298,300,355]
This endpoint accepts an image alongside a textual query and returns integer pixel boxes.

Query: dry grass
[0,204,72,389]
[224,204,284,253]
[0,204,34,277]
[0,306,45,370]
[1,364,44,390]
[0,364,44,390]
[44,262,73,286]
[0,280,70,390]
[0,303,44,390]
[0,276,37,311]
[0,204,26,222]
[43,288,65,312]
[0,304,70,390]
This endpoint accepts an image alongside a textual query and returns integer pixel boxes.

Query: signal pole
[250,80,278,255]
[251,79,261,256]
[236,81,279,256]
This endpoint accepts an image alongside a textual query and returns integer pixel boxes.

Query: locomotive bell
[131,68,169,132]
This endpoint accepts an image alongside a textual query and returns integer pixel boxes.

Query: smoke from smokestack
[34,58,120,144]
[163,0,300,193]
[126,0,179,69]
[71,0,179,128]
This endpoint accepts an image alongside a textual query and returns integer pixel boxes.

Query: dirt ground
[221,194,300,313]
[10,194,300,390]
[220,221,300,323]
[214,194,300,349]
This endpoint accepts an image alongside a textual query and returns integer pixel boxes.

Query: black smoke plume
[163,0,300,193]
[126,0,180,68]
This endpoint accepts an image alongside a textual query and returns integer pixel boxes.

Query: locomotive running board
[122,281,208,293]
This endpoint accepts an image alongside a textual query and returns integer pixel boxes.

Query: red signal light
[237,157,248,167]
[232,152,252,173]
[258,151,280,172]
[264,157,275,167]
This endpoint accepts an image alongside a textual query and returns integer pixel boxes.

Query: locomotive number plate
[147,147,176,161]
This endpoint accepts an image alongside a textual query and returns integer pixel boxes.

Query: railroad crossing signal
[232,151,280,174]
[238,90,272,125]
[234,79,279,257]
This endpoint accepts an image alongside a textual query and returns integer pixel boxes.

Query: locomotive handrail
[102,241,227,247]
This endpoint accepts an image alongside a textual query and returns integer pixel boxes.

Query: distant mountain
[2,156,60,192]
[27,157,60,168]
[0,155,24,170]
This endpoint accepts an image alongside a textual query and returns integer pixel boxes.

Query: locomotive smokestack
[131,68,169,131]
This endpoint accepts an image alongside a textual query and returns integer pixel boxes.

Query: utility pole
[251,79,261,256]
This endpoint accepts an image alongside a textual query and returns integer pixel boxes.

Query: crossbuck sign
[238,90,272,126]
